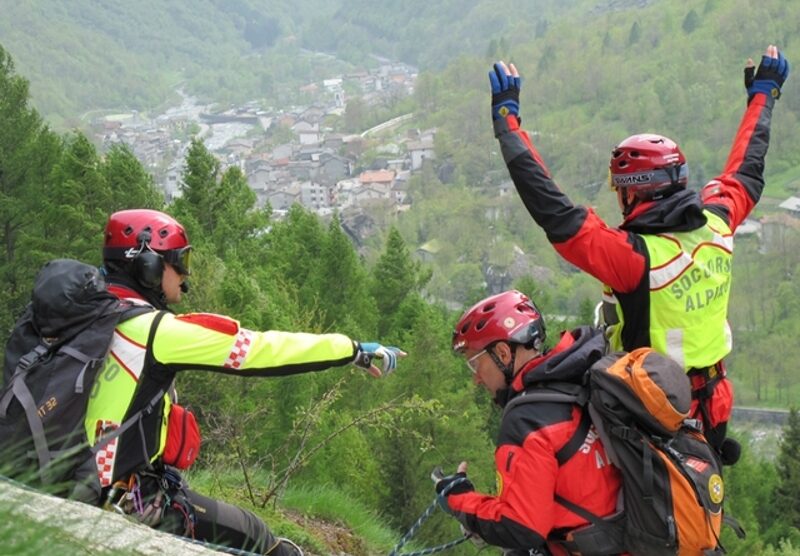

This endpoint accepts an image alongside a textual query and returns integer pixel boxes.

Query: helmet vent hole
[630,151,641,158]
[618,161,628,168]
[482,303,496,313]
[460,322,470,334]
[475,319,488,331]
[123,226,134,236]
[159,229,169,238]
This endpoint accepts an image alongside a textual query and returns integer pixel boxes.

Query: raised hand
[745,44,790,101]
[489,61,521,120]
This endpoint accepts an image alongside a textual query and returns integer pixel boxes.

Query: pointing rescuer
[487,45,789,461]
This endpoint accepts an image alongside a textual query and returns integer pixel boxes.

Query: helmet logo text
[612,172,655,186]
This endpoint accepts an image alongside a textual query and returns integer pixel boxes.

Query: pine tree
[0,45,62,336]
[371,227,430,336]
[774,408,800,530]
[103,144,164,212]
[39,133,111,262]
[174,138,221,243]
[263,204,326,301]
[313,214,376,336]
[210,166,268,258]
[628,21,641,46]
[682,10,700,34]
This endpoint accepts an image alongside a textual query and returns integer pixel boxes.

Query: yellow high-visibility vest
[607,210,733,370]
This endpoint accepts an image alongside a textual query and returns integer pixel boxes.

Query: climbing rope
[388,477,470,556]
[176,535,266,556]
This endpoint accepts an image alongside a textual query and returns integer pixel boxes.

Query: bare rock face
[0,479,219,555]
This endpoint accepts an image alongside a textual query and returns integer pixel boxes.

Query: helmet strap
[619,188,638,217]
[488,344,517,384]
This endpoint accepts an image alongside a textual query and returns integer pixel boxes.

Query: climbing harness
[388,476,471,556]
[0,471,278,555]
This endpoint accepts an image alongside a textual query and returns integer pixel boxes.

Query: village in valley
[88,53,800,277]
[91,58,433,243]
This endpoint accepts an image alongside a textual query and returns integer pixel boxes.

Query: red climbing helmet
[103,209,192,279]
[609,133,688,201]
[452,290,546,355]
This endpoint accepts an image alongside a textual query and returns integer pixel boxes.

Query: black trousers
[158,487,302,555]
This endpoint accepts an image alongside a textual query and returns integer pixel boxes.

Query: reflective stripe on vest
[608,210,733,370]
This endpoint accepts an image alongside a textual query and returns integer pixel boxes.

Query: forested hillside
[3,0,800,553]
[2,0,578,124]
[1,0,343,124]
[397,0,800,410]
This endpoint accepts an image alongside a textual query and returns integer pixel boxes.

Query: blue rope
[174,535,266,556]
[388,478,470,556]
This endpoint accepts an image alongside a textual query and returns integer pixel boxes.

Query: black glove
[434,472,474,515]
[745,46,790,102]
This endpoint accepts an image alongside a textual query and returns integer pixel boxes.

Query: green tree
[344,97,367,133]
[172,140,269,260]
[0,45,62,332]
[102,144,164,211]
[262,204,327,301]
[209,166,269,258]
[312,214,376,336]
[371,302,494,538]
[682,10,700,34]
[774,409,800,530]
[173,138,221,244]
[36,133,110,263]
[628,21,641,46]
[371,227,429,335]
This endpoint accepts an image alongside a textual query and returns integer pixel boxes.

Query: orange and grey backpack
[506,347,739,556]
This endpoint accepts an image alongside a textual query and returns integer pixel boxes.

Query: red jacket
[447,327,621,553]
[493,93,774,353]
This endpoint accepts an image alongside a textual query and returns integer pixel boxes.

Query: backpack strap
[0,344,49,418]
[610,425,658,503]
[89,310,168,459]
[723,514,746,539]
[504,383,591,467]
[556,410,591,466]
[503,382,587,417]
[554,493,605,527]
[59,346,101,395]
[553,496,626,556]
[1,344,53,468]
[12,359,52,469]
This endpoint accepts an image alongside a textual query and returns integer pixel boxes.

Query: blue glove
[353,342,404,377]
[745,47,790,101]
[488,61,521,121]
[434,471,474,515]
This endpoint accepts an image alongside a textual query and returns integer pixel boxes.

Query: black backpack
[506,348,737,556]
[0,259,153,497]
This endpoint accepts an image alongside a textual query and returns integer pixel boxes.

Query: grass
[186,468,413,555]
[3,466,398,556]
[282,484,400,554]
[768,165,800,196]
